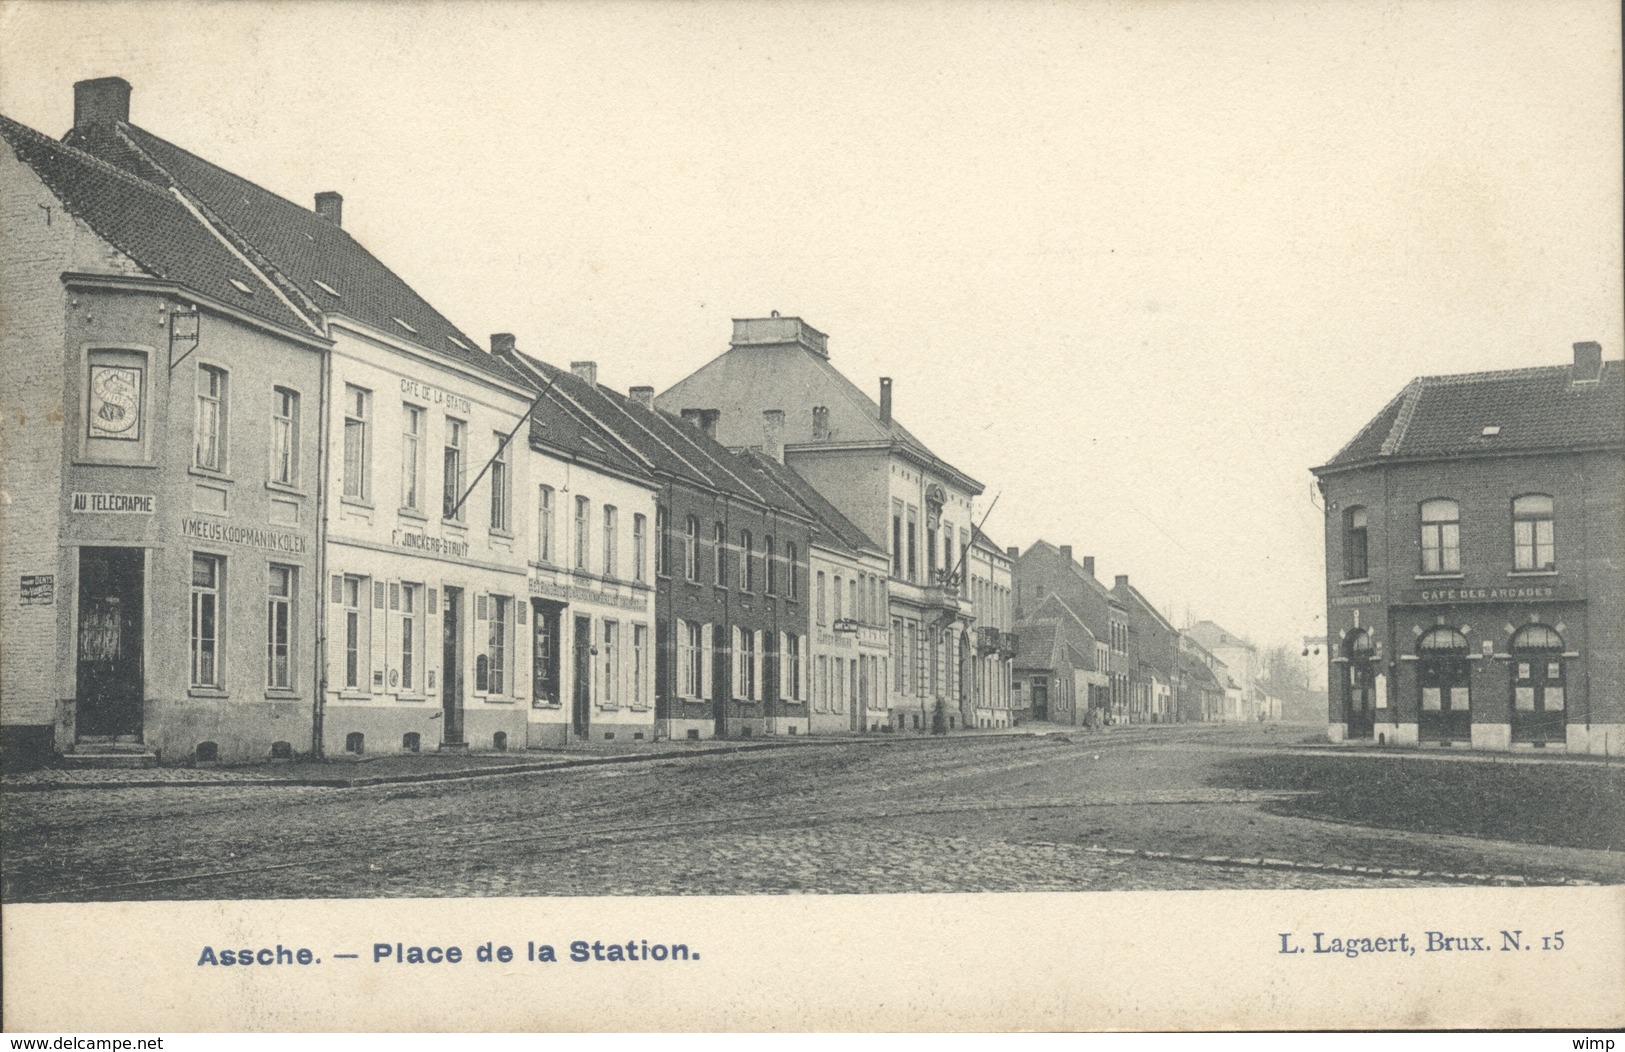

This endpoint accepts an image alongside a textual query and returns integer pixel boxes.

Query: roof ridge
[2,114,180,205]
[1416,363,1575,386]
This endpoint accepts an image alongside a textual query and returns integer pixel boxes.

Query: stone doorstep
[59,749,159,768]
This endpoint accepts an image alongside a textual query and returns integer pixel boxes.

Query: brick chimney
[629,386,654,409]
[879,378,893,425]
[1006,546,1019,560]
[680,408,719,440]
[762,409,786,463]
[314,192,343,228]
[73,77,130,128]
[1083,556,1095,578]
[490,333,515,355]
[1115,574,1129,591]
[1573,341,1603,382]
[730,313,829,358]
[570,361,598,388]
[1059,544,1072,563]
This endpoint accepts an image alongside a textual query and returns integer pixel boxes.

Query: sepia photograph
[1,0,1621,1034]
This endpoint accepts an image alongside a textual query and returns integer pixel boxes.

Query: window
[538,486,555,562]
[603,505,619,577]
[786,633,802,701]
[893,619,905,690]
[849,578,858,622]
[680,620,703,697]
[714,522,728,586]
[533,602,560,705]
[655,507,668,577]
[906,505,918,581]
[834,574,844,621]
[1513,495,1555,571]
[833,656,845,713]
[399,404,423,509]
[685,515,700,581]
[487,595,510,695]
[195,365,228,471]
[191,554,223,687]
[1420,498,1461,574]
[740,530,754,592]
[340,576,365,690]
[817,571,827,624]
[271,388,299,486]
[489,433,510,531]
[736,627,757,699]
[442,418,465,520]
[602,620,619,706]
[575,496,591,569]
[633,514,647,583]
[342,384,369,500]
[764,536,776,594]
[817,655,830,712]
[892,500,904,576]
[398,583,420,692]
[266,564,293,689]
[632,624,648,705]
[787,543,798,599]
[1344,506,1368,579]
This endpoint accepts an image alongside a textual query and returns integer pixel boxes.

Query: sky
[2,0,1620,659]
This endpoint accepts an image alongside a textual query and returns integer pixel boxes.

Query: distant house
[1012,594,1106,725]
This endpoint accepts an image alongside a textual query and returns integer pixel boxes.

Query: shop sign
[72,492,154,514]
[400,377,472,416]
[88,364,143,441]
[393,530,470,559]
[1331,593,1381,608]
[181,516,308,554]
[529,573,647,611]
[1398,582,1576,605]
[20,574,54,605]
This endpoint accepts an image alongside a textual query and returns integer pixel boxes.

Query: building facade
[1184,620,1262,722]
[1012,541,1133,724]
[962,533,1016,729]
[1312,343,1624,753]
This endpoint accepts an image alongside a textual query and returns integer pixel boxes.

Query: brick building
[1311,342,1624,753]
[1012,540,1132,723]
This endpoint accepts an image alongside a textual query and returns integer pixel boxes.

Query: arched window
[1512,495,1556,571]
[713,521,727,586]
[740,529,754,592]
[1419,499,1460,574]
[1343,506,1369,579]
[786,543,798,599]
[1510,624,1565,744]
[764,535,776,594]
[1344,628,1373,658]
[684,516,700,581]
[1510,624,1563,651]
[1417,626,1469,653]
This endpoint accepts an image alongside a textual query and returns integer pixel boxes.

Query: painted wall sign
[399,377,472,417]
[1398,582,1575,605]
[88,364,143,440]
[393,529,470,559]
[528,573,648,612]
[1331,593,1381,607]
[20,574,54,605]
[72,492,155,514]
[181,516,308,554]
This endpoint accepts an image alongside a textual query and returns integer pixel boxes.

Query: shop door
[532,601,561,707]
[1032,679,1049,721]
[1345,660,1376,739]
[441,587,465,745]
[1510,627,1565,745]
[1418,656,1472,743]
[76,547,144,739]
[572,614,592,737]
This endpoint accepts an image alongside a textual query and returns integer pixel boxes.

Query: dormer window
[313,279,340,298]
[392,316,418,335]
[228,278,254,296]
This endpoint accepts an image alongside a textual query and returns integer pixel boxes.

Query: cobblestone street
[4,725,1621,901]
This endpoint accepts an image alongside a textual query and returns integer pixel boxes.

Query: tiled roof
[1063,643,1096,672]
[1319,360,1624,471]
[1012,620,1057,669]
[1185,620,1252,653]
[500,355,651,482]
[2,114,312,335]
[740,452,884,558]
[64,120,525,386]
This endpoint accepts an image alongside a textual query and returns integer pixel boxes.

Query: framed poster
[87,363,143,441]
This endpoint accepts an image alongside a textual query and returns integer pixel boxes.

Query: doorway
[1032,678,1049,721]
[441,586,464,746]
[1417,627,1471,743]
[1510,624,1565,745]
[76,547,144,739]
[572,614,592,737]
[1343,630,1376,740]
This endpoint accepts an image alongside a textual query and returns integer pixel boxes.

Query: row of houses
[1003,542,1280,727]
[0,77,1020,767]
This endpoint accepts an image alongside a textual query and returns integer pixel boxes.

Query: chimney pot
[490,333,515,355]
[73,77,131,128]
[314,192,343,228]
[762,409,786,463]
[570,361,598,388]
[1083,556,1096,577]
[629,386,655,409]
[1573,341,1603,382]
[879,377,893,425]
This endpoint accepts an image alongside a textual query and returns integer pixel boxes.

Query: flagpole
[446,370,559,522]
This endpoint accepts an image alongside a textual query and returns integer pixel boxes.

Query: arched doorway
[1510,624,1565,746]
[1417,627,1471,744]
[1342,630,1376,740]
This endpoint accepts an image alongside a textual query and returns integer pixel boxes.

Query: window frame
[190,553,225,689]
[442,417,466,521]
[195,364,229,473]
[266,563,294,690]
[489,432,511,533]
[1343,505,1369,580]
[603,505,619,578]
[538,485,555,563]
[400,402,424,511]
[1419,498,1462,574]
[341,383,370,502]
[1511,494,1556,572]
[270,386,300,488]
[574,496,591,570]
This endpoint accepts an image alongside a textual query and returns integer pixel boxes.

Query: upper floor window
[786,542,799,599]
[633,513,647,583]
[603,505,619,577]
[574,496,591,570]
[489,434,510,532]
[1343,506,1368,579]
[685,515,700,582]
[892,500,904,577]
[538,486,555,562]
[906,505,919,581]
[400,404,423,510]
[740,530,754,592]
[195,365,228,472]
[764,535,776,594]
[271,387,299,486]
[442,418,465,520]
[1419,498,1460,574]
[817,570,827,624]
[714,522,728,586]
[654,507,668,577]
[1512,494,1555,571]
[342,384,370,500]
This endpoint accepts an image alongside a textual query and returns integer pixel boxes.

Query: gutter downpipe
[311,337,332,760]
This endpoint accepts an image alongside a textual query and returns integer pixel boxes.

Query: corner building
[1312,342,1624,754]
